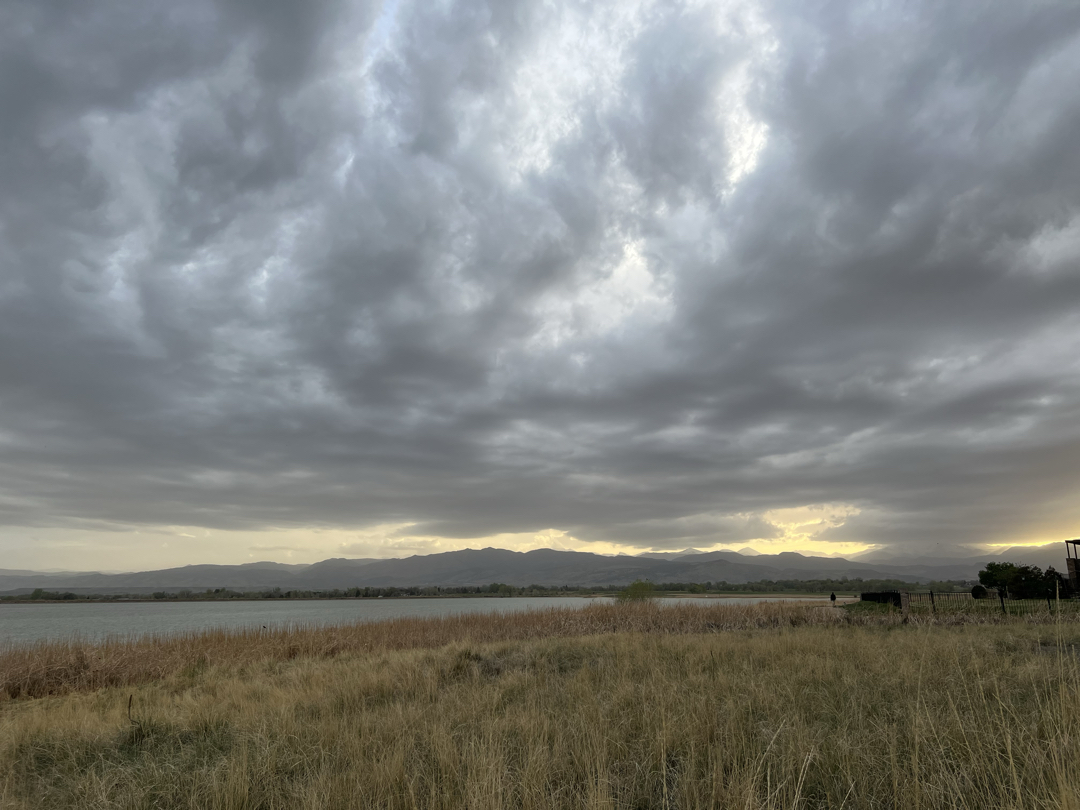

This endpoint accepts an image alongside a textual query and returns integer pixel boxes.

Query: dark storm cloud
[2,0,1080,557]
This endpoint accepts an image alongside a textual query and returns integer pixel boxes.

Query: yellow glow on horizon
[1,501,876,571]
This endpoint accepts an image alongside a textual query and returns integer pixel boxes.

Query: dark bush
[860,592,901,607]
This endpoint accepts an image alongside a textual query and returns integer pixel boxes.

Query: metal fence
[904,591,976,611]
[902,590,1069,615]
[860,590,1075,615]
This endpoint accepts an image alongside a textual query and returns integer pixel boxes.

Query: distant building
[1067,539,1080,592]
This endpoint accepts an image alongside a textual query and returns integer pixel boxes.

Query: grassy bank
[3,603,1080,808]
[1,601,854,700]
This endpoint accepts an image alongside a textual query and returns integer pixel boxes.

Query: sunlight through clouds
[527,238,672,350]
[758,504,863,554]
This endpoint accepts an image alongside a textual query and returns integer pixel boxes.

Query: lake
[0,596,834,646]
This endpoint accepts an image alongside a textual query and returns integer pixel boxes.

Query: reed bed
[1,601,858,700]
[2,600,1071,702]
[2,605,1080,809]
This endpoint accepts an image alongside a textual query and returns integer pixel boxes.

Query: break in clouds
[2,0,1080,566]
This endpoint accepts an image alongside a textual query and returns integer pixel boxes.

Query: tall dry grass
[2,602,1080,808]
[2,601,856,700]
[2,600,1063,701]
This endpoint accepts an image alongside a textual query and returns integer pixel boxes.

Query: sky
[2,0,1080,571]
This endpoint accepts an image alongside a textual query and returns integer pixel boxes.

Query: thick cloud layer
[2,0,1080,565]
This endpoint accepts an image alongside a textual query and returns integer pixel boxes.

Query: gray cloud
[2,0,1080,564]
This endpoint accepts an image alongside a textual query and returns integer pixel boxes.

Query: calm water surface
[0,596,829,646]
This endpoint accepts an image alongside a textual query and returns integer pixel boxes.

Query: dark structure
[1067,539,1080,593]
[860,591,902,608]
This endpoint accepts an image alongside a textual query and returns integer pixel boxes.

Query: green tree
[618,580,655,601]
[979,562,1058,599]
[979,562,1018,592]
[1045,566,1069,598]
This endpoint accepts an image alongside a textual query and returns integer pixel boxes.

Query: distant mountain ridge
[0,543,1073,595]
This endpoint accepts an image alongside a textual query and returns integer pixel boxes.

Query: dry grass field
[2,601,1079,809]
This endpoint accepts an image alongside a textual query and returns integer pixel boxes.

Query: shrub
[618,580,655,601]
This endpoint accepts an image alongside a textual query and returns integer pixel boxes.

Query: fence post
[929,591,935,614]
[999,590,1006,615]
[1048,595,1052,613]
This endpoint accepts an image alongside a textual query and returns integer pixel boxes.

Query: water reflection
[0,595,831,645]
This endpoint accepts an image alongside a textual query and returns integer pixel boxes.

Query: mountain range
[0,543,1073,595]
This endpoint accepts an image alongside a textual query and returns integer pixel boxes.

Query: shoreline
[0,600,920,699]
[0,599,1065,700]
[0,592,852,605]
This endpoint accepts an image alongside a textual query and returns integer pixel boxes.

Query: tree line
[2,577,975,602]
[975,562,1070,599]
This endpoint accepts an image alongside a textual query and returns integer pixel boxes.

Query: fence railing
[904,591,977,611]
[861,590,1074,615]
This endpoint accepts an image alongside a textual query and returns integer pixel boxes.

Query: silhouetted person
[830,592,836,604]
